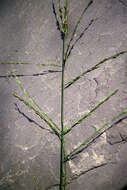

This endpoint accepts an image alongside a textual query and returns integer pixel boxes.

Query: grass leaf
[13,93,60,139]
[65,109,127,161]
[14,75,60,132]
[37,63,61,67]
[65,51,127,88]
[64,0,93,60]
[0,62,30,65]
[64,89,118,135]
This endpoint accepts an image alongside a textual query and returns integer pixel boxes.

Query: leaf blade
[15,75,60,132]
[13,93,60,139]
[64,0,93,60]
[65,51,127,88]
[65,109,127,161]
[64,89,118,135]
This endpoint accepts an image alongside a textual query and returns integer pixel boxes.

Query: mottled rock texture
[0,0,127,190]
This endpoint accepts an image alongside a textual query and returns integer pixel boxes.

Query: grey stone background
[0,0,127,189]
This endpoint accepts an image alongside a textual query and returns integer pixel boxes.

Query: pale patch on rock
[68,152,90,174]
[0,169,28,186]
[92,150,105,165]
[68,124,107,174]
[28,155,39,160]
[15,144,35,151]
[68,160,78,174]
[92,124,107,151]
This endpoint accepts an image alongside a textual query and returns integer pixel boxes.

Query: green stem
[59,0,69,188]
[65,0,93,59]
[60,35,66,190]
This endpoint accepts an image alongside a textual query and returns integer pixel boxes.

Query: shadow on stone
[14,103,54,135]
[0,70,61,78]
[67,18,95,58]
[52,0,63,39]
[68,115,127,161]
[120,185,127,190]
[52,0,95,58]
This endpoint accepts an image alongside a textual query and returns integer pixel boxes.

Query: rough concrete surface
[0,0,127,189]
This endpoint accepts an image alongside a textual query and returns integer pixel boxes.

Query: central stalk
[60,1,68,189]
[60,34,66,190]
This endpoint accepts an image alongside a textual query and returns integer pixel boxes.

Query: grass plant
[5,0,127,189]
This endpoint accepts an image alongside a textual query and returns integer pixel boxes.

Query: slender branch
[37,63,61,67]
[45,163,107,189]
[45,183,59,190]
[13,93,60,139]
[65,50,127,88]
[14,76,60,131]
[64,89,118,135]
[59,0,63,25]
[33,176,41,190]
[65,109,127,162]
[67,18,94,58]
[67,163,107,184]
[64,0,93,60]
[0,62,61,67]
[0,62,30,65]
[15,103,54,134]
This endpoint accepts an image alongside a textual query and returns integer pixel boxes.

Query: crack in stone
[44,163,108,189]
[67,163,108,185]
[93,77,99,98]
[107,134,127,145]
